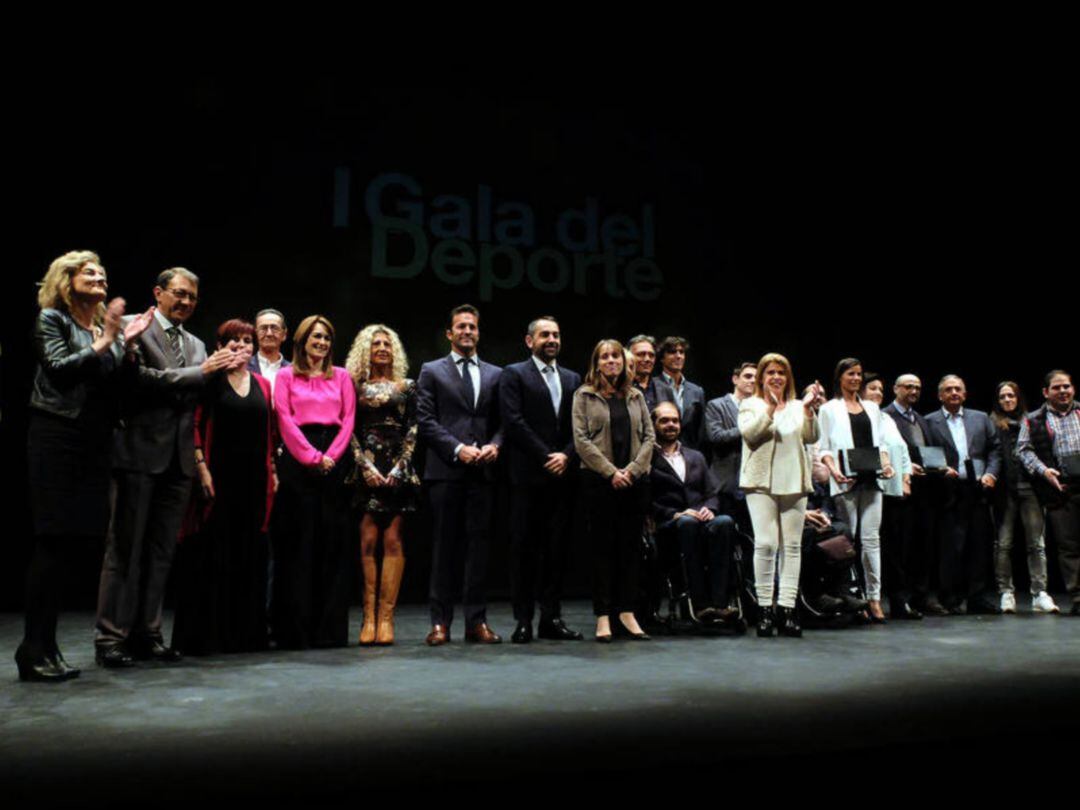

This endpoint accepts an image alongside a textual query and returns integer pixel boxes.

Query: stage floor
[2,600,1078,801]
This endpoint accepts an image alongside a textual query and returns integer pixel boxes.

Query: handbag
[816,533,856,565]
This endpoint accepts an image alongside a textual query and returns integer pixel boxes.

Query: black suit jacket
[923,408,1003,481]
[499,359,581,485]
[649,446,721,524]
[655,376,706,450]
[416,355,503,481]
[113,316,208,476]
[883,401,932,451]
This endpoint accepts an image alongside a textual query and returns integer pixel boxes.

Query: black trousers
[1045,491,1080,605]
[509,475,575,624]
[96,461,193,649]
[428,471,493,628]
[937,481,995,608]
[19,535,80,660]
[881,481,934,606]
[657,515,735,610]
[582,472,648,616]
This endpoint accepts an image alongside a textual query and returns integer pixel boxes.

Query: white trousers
[747,493,807,609]
[835,487,884,600]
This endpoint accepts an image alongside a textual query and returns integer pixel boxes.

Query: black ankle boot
[778,606,803,638]
[15,643,68,683]
[757,606,776,637]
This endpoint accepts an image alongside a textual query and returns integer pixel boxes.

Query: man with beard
[499,316,583,643]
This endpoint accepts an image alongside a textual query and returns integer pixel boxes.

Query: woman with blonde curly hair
[17,251,153,681]
[345,324,420,645]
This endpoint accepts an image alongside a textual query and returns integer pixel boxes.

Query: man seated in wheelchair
[649,402,740,624]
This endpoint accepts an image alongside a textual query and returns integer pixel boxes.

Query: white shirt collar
[450,349,478,366]
[943,406,965,420]
[532,355,557,374]
[154,308,183,332]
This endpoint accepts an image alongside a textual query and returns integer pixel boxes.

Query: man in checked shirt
[1017,370,1080,616]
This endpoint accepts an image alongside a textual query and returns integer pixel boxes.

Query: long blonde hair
[584,339,633,397]
[346,324,409,383]
[37,250,106,325]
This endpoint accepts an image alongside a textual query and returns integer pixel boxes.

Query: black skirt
[27,409,113,537]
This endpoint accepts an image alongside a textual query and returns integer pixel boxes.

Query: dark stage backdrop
[3,78,1070,610]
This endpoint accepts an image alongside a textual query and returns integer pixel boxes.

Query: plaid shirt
[1017,401,1080,477]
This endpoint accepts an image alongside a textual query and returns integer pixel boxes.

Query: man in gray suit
[703,361,756,530]
[95,268,244,667]
[923,374,1002,615]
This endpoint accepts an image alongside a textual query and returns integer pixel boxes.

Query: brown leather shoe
[425,624,449,646]
[464,622,502,644]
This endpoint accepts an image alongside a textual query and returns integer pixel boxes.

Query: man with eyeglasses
[249,309,291,393]
[96,267,245,667]
[882,374,942,617]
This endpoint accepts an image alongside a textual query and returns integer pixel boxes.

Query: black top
[609,396,631,469]
[849,409,873,449]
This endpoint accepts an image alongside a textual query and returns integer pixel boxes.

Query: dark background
[3,74,1071,610]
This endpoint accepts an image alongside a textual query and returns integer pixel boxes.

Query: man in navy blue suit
[416,304,504,645]
[654,336,706,450]
[924,375,1002,615]
[499,316,583,643]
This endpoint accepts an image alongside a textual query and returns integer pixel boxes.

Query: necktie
[458,356,475,409]
[166,327,185,367]
[543,365,560,416]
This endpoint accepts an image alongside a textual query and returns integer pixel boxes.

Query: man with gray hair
[249,308,290,393]
[95,268,245,667]
[628,334,663,412]
[923,374,1002,615]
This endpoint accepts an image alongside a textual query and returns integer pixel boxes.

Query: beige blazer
[572,385,654,480]
[738,396,819,496]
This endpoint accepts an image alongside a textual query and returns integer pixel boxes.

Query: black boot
[778,606,803,638]
[757,606,776,637]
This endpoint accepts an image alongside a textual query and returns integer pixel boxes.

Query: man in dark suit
[248,308,291,393]
[654,336,706,450]
[95,268,244,667]
[650,402,738,621]
[881,373,937,618]
[923,374,1002,614]
[416,304,504,645]
[628,334,663,411]
[499,316,583,643]
[703,361,757,531]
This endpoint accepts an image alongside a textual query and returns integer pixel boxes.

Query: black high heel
[615,617,651,641]
[778,606,803,638]
[47,648,81,680]
[757,606,776,637]
[15,645,69,683]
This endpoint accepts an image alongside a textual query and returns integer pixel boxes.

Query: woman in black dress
[345,324,420,645]
[171,319,277,655]
[17,250,152,681]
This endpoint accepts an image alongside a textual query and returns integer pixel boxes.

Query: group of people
[15,250,1080,681]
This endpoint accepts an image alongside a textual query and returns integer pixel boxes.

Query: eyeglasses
[164,288,198,303]
[256,325,284,334]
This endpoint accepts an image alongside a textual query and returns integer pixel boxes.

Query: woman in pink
[270,315,356,648]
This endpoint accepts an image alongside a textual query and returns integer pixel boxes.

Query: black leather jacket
[30,307,126,420]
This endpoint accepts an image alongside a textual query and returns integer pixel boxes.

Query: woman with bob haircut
[738,352,823,638]
[572,339,654,642]
[345,324,421,645]
[17,251,153,681]
[817,358,894,623]
[171,318,278,656]
[270,315,357,649]
[990,381,1058,614]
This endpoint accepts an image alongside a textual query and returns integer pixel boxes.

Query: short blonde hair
[37,250,105,324]
[346,324,409,383]
[754,352,797,402]
[292,315,336,379]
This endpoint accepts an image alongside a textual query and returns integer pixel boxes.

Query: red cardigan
[183,373,277,537]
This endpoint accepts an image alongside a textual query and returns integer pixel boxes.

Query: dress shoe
[836,593,869,614]
[920,600,949,617]
[132,640,183,662]
[868,600,888,624]
[95,645,137,669]
[595,633,613,643]
[47,649,82,679]
[778,606,803,638]
[15,645,70,683]
[890,602,923,621]
[464,622,502,644]
[757,606,776,637]
[425,624,449,646]
[809,594,845,614]
[613,618,650,640]
[537,617,583,640]
[511,622,533,644]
